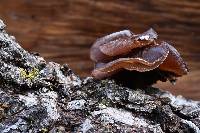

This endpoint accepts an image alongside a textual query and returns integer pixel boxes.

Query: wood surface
[0,0,199,100]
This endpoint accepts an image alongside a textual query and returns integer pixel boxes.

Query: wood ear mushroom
[90,29,189,88]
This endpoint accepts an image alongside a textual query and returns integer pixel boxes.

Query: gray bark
[0,20,199,133]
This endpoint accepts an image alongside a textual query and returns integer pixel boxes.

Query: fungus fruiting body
[90,29,188,88]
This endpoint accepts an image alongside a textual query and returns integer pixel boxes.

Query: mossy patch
[20,68,39,80]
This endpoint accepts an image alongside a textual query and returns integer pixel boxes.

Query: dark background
[0,0,199,100]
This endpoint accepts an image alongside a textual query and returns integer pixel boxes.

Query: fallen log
[0,19,199,133]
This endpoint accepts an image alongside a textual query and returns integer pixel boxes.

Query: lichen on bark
[0,20,199,133]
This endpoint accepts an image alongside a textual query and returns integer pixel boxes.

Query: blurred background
[0,0,199,100]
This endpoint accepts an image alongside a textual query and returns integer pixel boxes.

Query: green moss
[20,68,39,80]
[99,98,113,108]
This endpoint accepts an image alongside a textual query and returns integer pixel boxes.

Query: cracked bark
[0,20,199,133]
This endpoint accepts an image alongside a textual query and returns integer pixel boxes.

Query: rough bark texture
[0,20,200,133]
[0,0,199,100]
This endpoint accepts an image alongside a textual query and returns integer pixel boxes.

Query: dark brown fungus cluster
[90,29,189,88]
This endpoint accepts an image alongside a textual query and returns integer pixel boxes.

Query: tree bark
[0,0,199,100]
[0,19,199,133]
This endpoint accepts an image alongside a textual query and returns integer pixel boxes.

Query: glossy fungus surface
[90,29,189,88]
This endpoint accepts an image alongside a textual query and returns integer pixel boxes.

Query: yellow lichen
[20,68,39,80]
[40,128,48,133]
